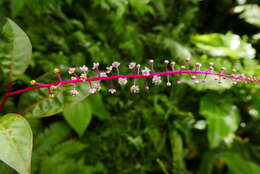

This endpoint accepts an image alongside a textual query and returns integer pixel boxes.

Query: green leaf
[233,4,260,28]
[63,99,92,136]
[87,93,109,120]
[0,113,33,174]
[199,94,240,148]
[163,39,191,59]
[191,32,255,59]
[0,18,32,80]
[18,82,91,118]
[219,152,260,174]
[184,75,233,91]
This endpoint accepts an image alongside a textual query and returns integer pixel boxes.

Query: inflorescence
[5,58,260,98]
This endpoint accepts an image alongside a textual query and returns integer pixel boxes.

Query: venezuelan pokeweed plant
[0,1,259,173]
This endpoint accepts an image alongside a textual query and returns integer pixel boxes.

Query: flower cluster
[12,59,259,98]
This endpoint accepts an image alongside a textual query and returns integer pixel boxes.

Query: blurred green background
[0,0,260,173]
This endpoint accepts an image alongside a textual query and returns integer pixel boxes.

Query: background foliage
[0,0,260,173]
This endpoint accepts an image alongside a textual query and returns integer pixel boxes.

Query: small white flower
[191,75,197,80]
[195,63,202,68]
[130,85,139,93]
[185,57,191,63]
[209,62,214,67]
[164,60,169,64]
[89,87,96,94]
[118,78,127,86]
[80,65,88,72]
[128,62,136,69]
[100,72,107,77]
[80,73,87,80]
[152,76,162,85]
[108,88,116,94]
[166,82,171,86]
[93,83,101,91]
[49,93,55,98]
[92,62,99,70]
[71,76,77,80]
[177,79,182,84]
[149,59,154,64]
[68,67,76,74]
[141,67,151,76]
[106,66,113,73]
[145,86,149,90]
[70,88,79,96]
[112,61,120,68]
[180,66,186,70]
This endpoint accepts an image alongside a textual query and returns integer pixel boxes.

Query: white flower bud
[100,72,107,77]
[112,61,120,68]
[80,65,88,72]
[118,78,127,86]
[106,66,113,73]
[108,88,116,94]
[128,62,136,69]
[89,87,96,94]
[130,85,140,93]
[93,62,99,70]
[164,60,169,64]
[149,59,154,64]
[152,76,162,85]
[141,67,151,76]
[68,67,76,74]
[70,88,79,96]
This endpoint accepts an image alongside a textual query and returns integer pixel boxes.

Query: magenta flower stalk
[0,59,259,111]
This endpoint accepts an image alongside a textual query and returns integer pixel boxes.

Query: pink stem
[0,82,13,112]
[5,70,259,97]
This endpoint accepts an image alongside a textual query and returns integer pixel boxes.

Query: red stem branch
[0,82,13,112]
[4,70,259,97]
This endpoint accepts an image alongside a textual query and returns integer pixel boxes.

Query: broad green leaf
[0,19,32,80]
[220,152,260,174]
[233,4,260,28]
[184,75,233,91]
[63,99,92,136]
[163,38,191,59]
[200,94,240,148]
[18,82,91,118]
[191,33,255,59]
[0,113,33,174]
[183,58,233,91]
[87,93,109,120]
